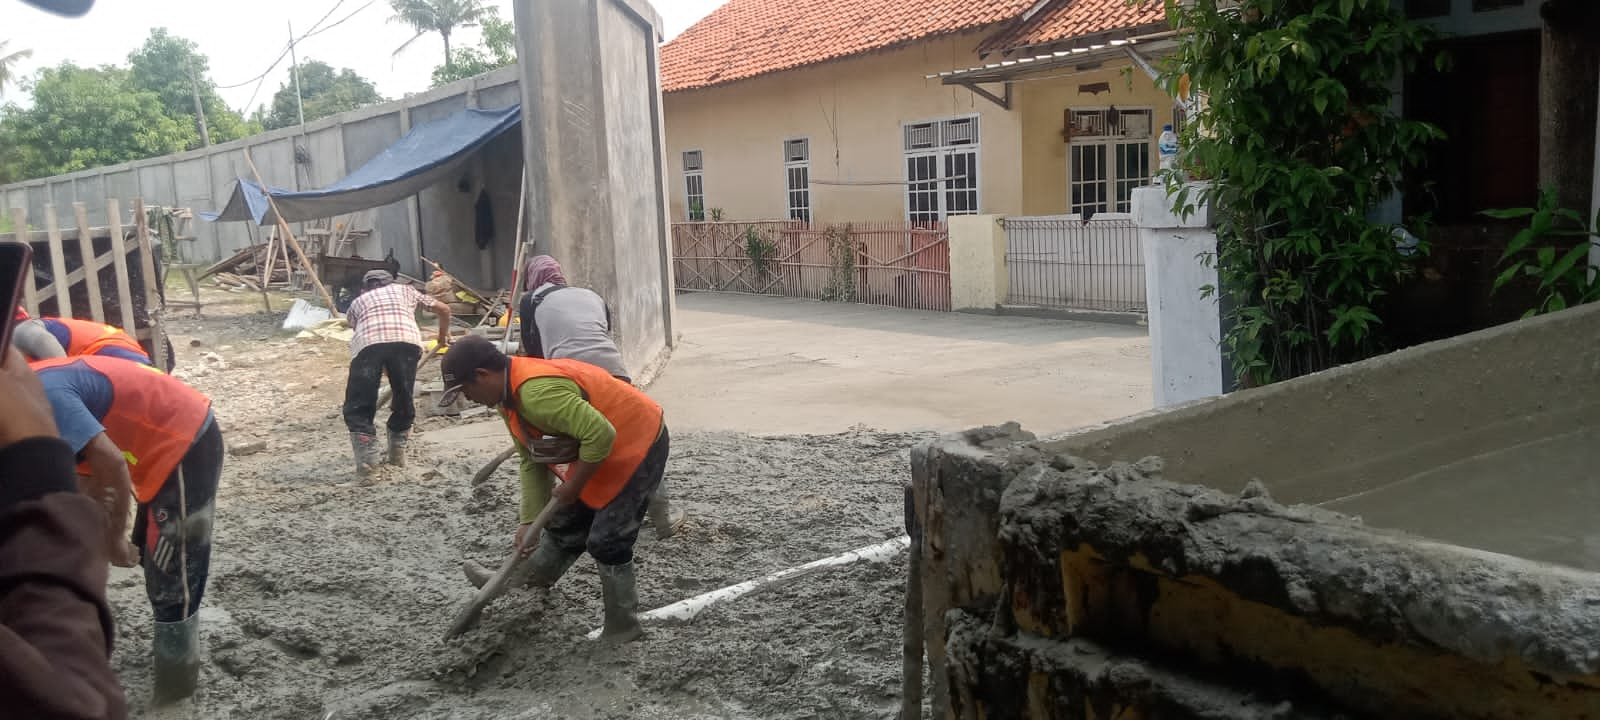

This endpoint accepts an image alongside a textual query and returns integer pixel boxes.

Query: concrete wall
[947,214,1007,312]
[661,34,1025,224]
[912,298,1600,716]
[515,0,676,380]
[1132,184,1221,407]
[0,64,528,290]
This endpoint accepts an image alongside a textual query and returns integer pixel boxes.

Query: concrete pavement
[649,292,1152,436]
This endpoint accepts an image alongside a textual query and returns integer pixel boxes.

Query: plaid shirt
[347,283,431,356]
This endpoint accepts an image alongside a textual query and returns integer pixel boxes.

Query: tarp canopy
[200,105,520,225]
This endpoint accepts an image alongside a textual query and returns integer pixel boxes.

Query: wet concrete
[1323,426,1600,572]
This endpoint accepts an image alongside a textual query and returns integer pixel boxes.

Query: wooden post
[241,148,337,314]
[73,202,105,322]
[12,207,36,315]
[43,205,72,318]
[107,199,137,334]
[134,200,168,373]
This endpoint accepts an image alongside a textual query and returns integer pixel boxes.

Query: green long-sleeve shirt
[505,376,617,523]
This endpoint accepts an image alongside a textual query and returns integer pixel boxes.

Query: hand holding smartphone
[0,242,31,364]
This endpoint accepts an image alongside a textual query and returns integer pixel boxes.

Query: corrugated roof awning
[928,33,1178,86]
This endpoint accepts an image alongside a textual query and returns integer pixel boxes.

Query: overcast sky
[3,0,723,114]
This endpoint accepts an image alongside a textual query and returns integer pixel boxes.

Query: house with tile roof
[660,0,1177,225]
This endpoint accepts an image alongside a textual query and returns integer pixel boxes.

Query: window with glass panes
[683,150,705,220]
[784,138,811,222]
[1065,108,1153,215]
[904,116,979,223]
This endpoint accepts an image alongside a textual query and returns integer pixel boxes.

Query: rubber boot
[646,492,685,540]
[462,535,580,590]
[597,561,644,643]
[151,614,201,704]
[386,430,409,467]
[350,433,379,478]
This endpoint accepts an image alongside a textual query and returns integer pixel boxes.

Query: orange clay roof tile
[660,0,1036,93]
[976,0,1167,56]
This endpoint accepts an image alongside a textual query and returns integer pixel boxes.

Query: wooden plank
[107,199,137,334]
[43,204,72,317]
[74,202,105,322]
[33,245,135,301]
[242,149,336,313]
[12,207,37,315]
[135,200,159,310]
[134,199,167,373]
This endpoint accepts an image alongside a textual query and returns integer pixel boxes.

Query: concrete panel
[208,149,253,255]
[598,0,670,373]
[26,185,48,223]
[302,126,347,189]
[49,182,74,220]
[174,157,218,259]
[251,138,298,190]
[476,81,521,110]
[138,165,176,208]
[104,170,140,211]
[341,113,404,170]
[73,175,107,225]
[517,0,676,378]
[4,188,25,215]
[1045,300,1600,571]
[410,94,469,126]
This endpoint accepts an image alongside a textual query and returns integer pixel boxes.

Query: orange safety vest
[44,317,151,362]
[32,356,212,503]
[499,356,663,509]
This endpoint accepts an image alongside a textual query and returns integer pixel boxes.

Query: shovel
[443,499,564,639]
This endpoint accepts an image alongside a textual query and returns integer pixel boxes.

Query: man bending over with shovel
[438,334,668,642]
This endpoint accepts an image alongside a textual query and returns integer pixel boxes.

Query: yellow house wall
[663,34,1023,224]
[1018,65,1178,216]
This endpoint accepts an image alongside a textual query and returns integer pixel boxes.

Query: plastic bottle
[1157,124,1179,177]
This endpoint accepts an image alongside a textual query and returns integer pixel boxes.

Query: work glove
[527,434,580,465]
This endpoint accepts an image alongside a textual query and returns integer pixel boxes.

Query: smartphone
[0,241,33,362]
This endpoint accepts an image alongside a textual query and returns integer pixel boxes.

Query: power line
[217,0,347,89]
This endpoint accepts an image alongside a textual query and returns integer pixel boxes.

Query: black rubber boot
[386,430,409,466]
[462,534,580,590]
[597,561,644,643]
[152,614,201,704]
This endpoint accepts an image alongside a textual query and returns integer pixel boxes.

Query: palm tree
[388,0,490,71]
[0,40,33,98]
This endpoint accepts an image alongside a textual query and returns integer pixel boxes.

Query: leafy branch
[1484,187,1600,317]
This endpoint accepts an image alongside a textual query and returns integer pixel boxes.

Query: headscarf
[523,255,567,292]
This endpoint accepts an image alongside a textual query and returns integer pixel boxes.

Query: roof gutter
[926,29,1182,83]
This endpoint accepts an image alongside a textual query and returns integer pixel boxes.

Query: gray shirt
[524,283,629,380]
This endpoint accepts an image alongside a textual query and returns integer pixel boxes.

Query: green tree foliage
[0,40,31,98]
[0,63,191,180]
[259,59,383,130]
[429,8,515,87]
[1484,189,1600,317]
[389,0,491,70]
[1162,0,1443,387]
[126,28,256,148]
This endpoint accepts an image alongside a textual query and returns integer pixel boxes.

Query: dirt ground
[112,287,929,719]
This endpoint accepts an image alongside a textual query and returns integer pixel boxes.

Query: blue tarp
[200,105,521,225]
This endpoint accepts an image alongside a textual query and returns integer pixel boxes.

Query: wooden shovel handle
[443,499,565,639]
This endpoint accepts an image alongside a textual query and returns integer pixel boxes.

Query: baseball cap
[437,334,504,407]
[362,269,394,284]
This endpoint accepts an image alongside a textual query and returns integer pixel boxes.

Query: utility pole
[287,20,306,130]
[188,61,211,147]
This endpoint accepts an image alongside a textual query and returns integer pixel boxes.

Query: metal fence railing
[1003,215,1146,313]
[672,220,951,312]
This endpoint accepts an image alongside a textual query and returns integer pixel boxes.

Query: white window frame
[901,114,981,224]
[683,149,705,221]
[783,138,811,223]
[1065,107,1154,216]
